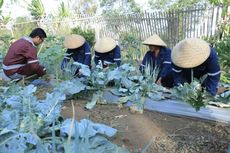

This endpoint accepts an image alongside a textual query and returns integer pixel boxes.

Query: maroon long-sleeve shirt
[3,37,45,77]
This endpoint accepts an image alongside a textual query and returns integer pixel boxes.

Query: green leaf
[27,0,45,19]
[0,132,38,152]
[0,110,20,130]
[171,81,207,111]
[85,91,104,110]
[73,62,91,77]
[107,68,121,81]
[55,80,86,95]
[0,0,3,8]
[147,92,163,101]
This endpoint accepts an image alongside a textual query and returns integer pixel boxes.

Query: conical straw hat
[64,34,85,49]
[171,38,210,68]
[142,34,167,47]
[94,37,116,53]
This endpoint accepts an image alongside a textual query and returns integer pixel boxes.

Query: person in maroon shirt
[2,28,47,80]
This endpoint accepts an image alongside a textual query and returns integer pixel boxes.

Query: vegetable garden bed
[62,99,230,153]
[0,35,229,153]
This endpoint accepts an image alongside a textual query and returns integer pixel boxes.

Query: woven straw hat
[64,34,85,49]
[94,37,116,53]
[171,38,210,68]
[142,34,167,47]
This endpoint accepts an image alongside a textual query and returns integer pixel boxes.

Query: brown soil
[61,99,230,153]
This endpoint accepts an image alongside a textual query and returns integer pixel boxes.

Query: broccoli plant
[171,81,210,111]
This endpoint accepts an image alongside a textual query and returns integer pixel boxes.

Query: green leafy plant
[10,17,37,38]
[220,72,230,84]
[0,0,4,16]
[120,32,142,62]
[27,0,45,20]
[0,34,14,57]
[215,35,230,70]
[57,1,71,18]
[60,58,80,80]
[38,37,65,78]
[171,81,210,111]
[0,80,125,152]
[85,63,165,111]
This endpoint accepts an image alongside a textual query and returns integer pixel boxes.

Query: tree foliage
[69,0,98,15]
[27,0,45,19]
[0,0,3,8]
[99,0,141,14]
[57,1,71,18]
[148,0,207,10]
[0,0,3,17]
[13,17,37,38]
[209,0,229,17]
[208,0,229,5]
[215,35,230,70]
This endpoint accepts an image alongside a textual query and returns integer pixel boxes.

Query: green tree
[209,0,229,17]
[1,14,10,24]
[0,0,3,8]
[100,0,141,14]
[209,0,229,5]
[0,0,10,25]
[208,0,229,39]
[0,0,4,17]
[51,1,72,35]
[69,0,99,15]
[27,0,45,19]
[148,0,208,10]
[127,0,141,12]
[13,17,37,38]
[57,1,71,18]
[0,0,15,37]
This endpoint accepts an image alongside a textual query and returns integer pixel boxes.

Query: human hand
[77,69,82,76]
[42,67,47,75]
[103,64,110,70]
[156,77,162,85]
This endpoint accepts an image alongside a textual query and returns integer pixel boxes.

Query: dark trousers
[160,73,174,88]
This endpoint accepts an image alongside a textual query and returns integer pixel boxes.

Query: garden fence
[1,4,229,48]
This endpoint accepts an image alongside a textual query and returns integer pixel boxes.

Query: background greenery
[71,26,95,47]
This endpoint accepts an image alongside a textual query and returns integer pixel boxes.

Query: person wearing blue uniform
[140,34,173,87]
[171,38,221,96]
[94,37,121,68]
[61,34,91,76]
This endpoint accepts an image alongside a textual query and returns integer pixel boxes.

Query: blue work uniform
[94,45,121,67]
[61,42,91,70]
[140,47,173,87]
[172,47,221,96]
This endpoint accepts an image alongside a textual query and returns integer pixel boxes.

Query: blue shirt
[140,47,172,78]
[94,45,121,67]
[172,47,220,96]
[61,42,91,69]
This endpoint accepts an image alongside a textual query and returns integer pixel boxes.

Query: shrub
[0,34,14,57]
[215,35,230,70]
[120,32,142,63]
[13,17,37,38]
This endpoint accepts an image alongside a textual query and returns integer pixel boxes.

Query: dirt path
[61,100,230,153]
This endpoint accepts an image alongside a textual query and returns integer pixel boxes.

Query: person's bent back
[3,28,47,80]
[94,37,121,68]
